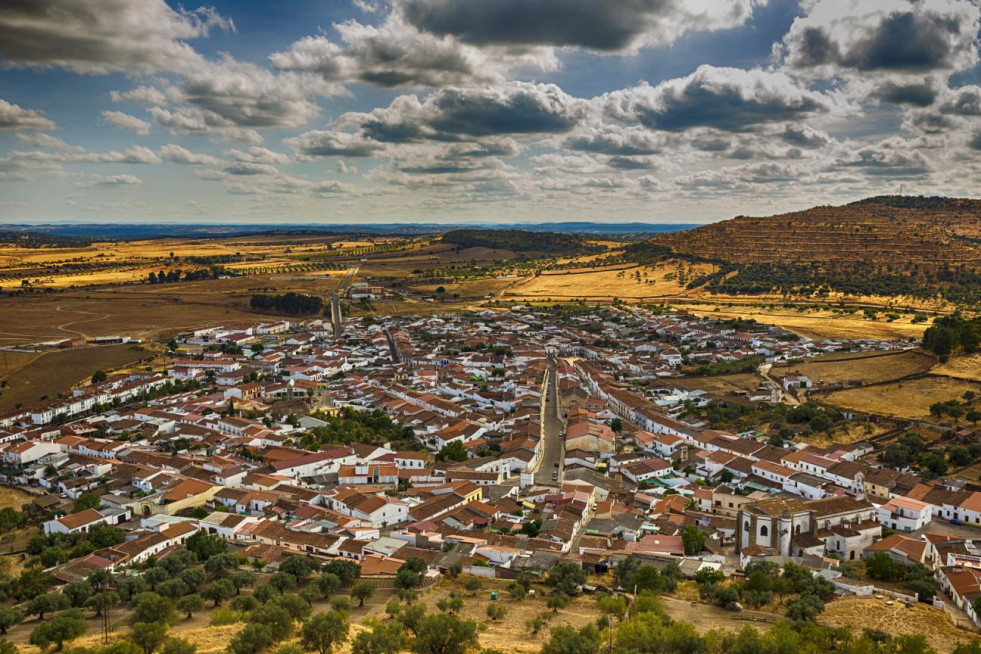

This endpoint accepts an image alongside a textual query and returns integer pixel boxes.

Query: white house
[876,496,932,532]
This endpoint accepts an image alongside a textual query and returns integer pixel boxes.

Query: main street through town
[534,355,564,486]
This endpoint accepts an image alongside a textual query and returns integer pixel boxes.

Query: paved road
[534,357,565,486]
[337,266,359,293]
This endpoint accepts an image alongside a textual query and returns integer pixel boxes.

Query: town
[1,302,979,653]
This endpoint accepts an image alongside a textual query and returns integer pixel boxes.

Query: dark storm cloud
[400,0,764,51]
[0,0,231,74]
[344,82,581,144]
[607,67,832,133]
[403,0,670,50]
[783,3,980,75]
[871,81,939,107]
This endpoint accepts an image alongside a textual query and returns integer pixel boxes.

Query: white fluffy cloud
[159,144,222,166]
[101,110,152,135]
[0,99,56,130]
[271,13,556,88]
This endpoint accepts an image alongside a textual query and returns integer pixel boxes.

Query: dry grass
[677,304,929,340]
[0,271,350,348]
[821,596,981,653]
[822,375,981,420]
[772,351,936,387]
[502,262,714,301]
[0,344,153,412]
[0,486,34,510]
[672,373,762,396]
[933,353,981,381]
[412,577,600,653]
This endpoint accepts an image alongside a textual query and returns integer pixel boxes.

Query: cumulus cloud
[0,98,56,130]
[225,147,291,165]
[223,161,280,176]
[178,57,333,130]
[110,86,170,105]
[15,132,80,150]
[148,106,261,144]
[285,130,386,158]
[271,11,558,89]
[401,0,767,52]
[0,0,233,74]
[78,173,144,187]
[868,80,940,107]
[602,66,833,132]
[837,137,933,178]
[562,124,667,155]
[780,0,980,76]
[345,81,581,143]
[159,144,221,165]
[7,145,162,166]
[101,110,152,134]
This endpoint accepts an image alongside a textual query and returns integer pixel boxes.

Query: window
[759,525,768,538]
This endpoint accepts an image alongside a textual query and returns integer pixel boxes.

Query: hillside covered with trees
[642,196,981,306]
[441,229,603,256]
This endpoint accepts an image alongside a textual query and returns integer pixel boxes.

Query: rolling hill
[640,196,981,305]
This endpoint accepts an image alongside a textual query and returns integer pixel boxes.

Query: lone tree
[351,582,375,608]
[411,613,480,654]
[300,612,349,654]
[29,610,87,652]
[131,621,170,654]
[0,607,23,635]
[176,594,205,620]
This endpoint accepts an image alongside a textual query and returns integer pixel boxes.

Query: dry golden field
[822,375,981,420]
[933,353,981,380]
[771,351,936,387]
[671,373,762,395]
[502,261,715,301]
[0,234,407,289]
[821,596,981,653]
[0,344,154,412]
[677,303,930,340]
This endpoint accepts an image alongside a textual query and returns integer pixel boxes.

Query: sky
[1,0,981,225]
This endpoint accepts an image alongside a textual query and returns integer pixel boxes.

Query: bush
[486,604,507,621]
[209,607,245,626]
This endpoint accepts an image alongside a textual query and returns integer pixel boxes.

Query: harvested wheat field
[821,596,981,653]
[933,353,981,381]
[822,376,981,420]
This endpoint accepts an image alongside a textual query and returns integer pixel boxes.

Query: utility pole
[101,580,111,644]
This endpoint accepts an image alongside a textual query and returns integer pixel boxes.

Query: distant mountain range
[0,221,698,239]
